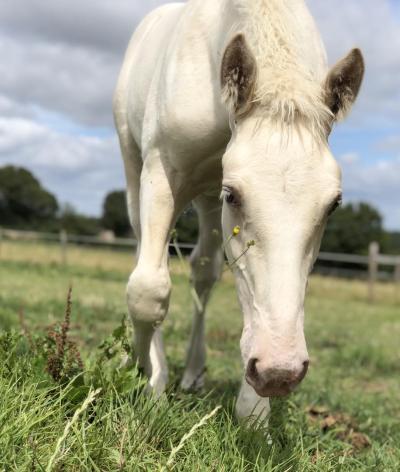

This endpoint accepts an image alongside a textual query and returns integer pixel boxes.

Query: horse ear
[325,48,365,121]
[221,34,257,117]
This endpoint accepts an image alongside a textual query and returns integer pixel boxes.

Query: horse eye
[224,188,241,207]
[328,195,342,215]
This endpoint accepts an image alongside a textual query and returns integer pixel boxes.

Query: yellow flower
[232,226,241,236]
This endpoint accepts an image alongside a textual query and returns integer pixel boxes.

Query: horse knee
[127,268,171,324]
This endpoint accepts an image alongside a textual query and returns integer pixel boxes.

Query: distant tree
[102,191,131,237]
[59,204,100,236]
[321,202,386,254]
[0,166,58,229]
[175,205,199,244]
[386,232,400,255]
[102,189,200,242]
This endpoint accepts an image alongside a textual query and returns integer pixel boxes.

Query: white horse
[113,0,364,422]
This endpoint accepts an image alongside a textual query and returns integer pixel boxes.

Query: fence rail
[0,228,199,250]
[1,228,399,302]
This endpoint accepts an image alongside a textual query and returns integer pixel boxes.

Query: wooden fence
[1,228,399,302]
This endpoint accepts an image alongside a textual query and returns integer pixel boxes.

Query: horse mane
[232,0,333,135]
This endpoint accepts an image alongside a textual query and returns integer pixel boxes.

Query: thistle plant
[45,287,84,383]
[222,225,241,252]
[226,239,256,271]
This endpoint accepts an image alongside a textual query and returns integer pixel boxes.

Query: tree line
[0,165,399,255]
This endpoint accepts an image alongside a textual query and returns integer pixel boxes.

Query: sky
[0,0,399,230]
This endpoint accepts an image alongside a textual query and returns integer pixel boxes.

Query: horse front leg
[127,155,182,396]
[236,378,270,426]
[181,194,223,391]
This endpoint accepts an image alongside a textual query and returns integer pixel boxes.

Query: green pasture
[0,240,399,471]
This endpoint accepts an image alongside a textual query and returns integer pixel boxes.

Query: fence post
[368,242,379,302]
[395,261,400,283]
[60,230,68,266]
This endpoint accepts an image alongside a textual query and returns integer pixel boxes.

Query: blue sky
[0,0,399,230]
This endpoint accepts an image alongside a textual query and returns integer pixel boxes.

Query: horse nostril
[246,358,259,383]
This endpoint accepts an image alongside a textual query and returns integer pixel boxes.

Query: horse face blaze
[221,121,341,397]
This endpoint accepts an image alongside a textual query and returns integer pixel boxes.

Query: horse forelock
[232,0,333,136]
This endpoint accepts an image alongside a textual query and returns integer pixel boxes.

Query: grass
[0,240,399,471]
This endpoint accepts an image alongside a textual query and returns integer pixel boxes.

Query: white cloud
[2,1,398,128]
[0,118,46,153]
[0,106,124,215]
[0,0,399,229]
[0,0,170,127]
[339,153,400,229]
[0,0,165,54]
[0,34,119,127]
[308,0,400,127]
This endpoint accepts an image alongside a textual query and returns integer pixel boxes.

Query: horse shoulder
[149,3,231,155]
